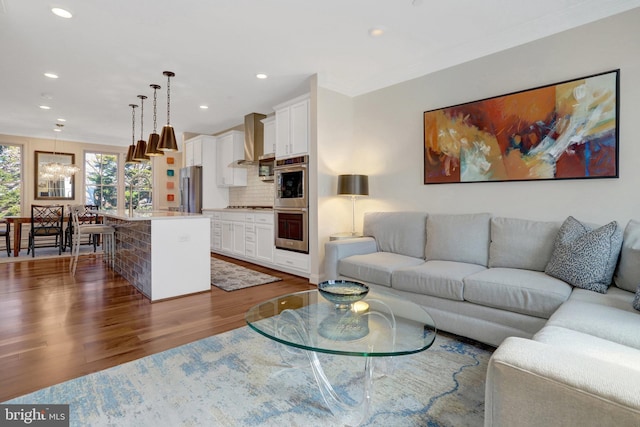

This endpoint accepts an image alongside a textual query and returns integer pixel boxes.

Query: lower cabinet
[204,209,308,277]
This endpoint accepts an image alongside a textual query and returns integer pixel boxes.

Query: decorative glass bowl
[318,280,369,308]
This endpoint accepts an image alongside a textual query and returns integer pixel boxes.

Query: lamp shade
[145,132,163,156]
[337,174,369,196]
[125,145,139,163]
[133,139,150,161]
[158,125,178,151]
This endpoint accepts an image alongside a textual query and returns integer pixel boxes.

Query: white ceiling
[1,0,639,147]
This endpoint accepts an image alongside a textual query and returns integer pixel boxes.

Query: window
[0,144,22,217]
[85,152,118,209]
[125,162,153,211]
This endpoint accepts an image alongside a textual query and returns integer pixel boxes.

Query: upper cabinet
[261,115,276,155]
[184,136,203,166]
[274,94,309,159]
[184,135,228,208]
[216,130,247,187]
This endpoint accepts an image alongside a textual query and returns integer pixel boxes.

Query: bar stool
[69,205,116,276]
[0,219,10,257]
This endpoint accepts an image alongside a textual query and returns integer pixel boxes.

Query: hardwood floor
[0,253,315,402]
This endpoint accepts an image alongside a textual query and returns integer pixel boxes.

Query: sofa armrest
[324,237,377,279]
[485,337,640,427]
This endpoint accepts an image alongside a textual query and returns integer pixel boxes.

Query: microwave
[258,154,275,182]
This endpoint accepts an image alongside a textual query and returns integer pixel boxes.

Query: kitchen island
[98,210,211,301]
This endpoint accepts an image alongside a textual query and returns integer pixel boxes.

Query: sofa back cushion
[363,212,428,259]
[425,213,491,266]
[614,219,640,293]
[489,217,561,271]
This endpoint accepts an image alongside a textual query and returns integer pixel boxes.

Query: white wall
[315,8,640,281]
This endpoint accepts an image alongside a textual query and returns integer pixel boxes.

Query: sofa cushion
[425,213,491,266]
[634,285,640,312]
[489,217,560,271]
[338,252,424,287]
[463,268,572,318]
[546,287,640,350]
[614,219,640,293]
[363,212,428,259]
[392,260,486,301]
[545,216,623,293]
[534,325,640,372]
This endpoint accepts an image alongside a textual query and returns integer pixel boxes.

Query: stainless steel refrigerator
[179,166,203,213]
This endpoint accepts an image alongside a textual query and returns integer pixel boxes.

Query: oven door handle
[274,164,307,173]
[275,207,308,213]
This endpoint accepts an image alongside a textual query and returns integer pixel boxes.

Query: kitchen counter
[97,210,205,221]
[101,210,211,301]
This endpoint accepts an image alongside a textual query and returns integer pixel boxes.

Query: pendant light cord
[152,85,158,132]
[131,104,136,145]
[166,73,171,125]
[139,97,144,139]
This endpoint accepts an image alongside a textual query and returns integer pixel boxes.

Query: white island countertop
[97,210,205,221]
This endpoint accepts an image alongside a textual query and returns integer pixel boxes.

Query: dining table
[4,214,103,257]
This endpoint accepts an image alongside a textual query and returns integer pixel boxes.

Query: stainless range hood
[230,112,268,167]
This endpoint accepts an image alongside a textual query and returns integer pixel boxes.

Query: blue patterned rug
[5,326,493,426]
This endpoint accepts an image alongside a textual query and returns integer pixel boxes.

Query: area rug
[4,326,493,426]
[211,258,281,291]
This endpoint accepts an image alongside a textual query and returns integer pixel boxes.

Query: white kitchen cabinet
[209,209,306,277]
[202,210,222,251]
[216,130,247,187]
[274,248,309,273]
[275,94,309,159]
[220,220,233,253]
[255,223,274,263]
[261,115,276,155]
[184,136,203,166]
[184,135,228,210]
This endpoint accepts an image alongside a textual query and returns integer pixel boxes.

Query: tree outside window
[85,152,118,209]
[0,144,22,217]
[125,162,152,211]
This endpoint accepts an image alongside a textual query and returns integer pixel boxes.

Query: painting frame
[423,69,620,184]
[34,151,76,200]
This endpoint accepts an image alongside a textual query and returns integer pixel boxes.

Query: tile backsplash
[229,164,275,206]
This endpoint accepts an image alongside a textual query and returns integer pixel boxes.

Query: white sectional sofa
[324,212,640,426]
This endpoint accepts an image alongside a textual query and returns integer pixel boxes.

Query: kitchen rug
[4,326,493,426]
[211,258,281,291]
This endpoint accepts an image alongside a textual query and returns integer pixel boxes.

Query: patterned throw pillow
[545,216,623,293]
[634,285,640,312]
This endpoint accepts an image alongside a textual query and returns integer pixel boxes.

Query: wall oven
[274,155,308,209]
[275,208,308,253]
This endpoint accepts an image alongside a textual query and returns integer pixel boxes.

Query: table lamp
[337,174,369,236]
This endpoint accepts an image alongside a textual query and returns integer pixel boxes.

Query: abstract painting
[423,70,619,184]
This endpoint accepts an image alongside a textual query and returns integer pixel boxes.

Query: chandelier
[40,124,80,180]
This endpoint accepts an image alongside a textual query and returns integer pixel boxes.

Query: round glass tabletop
[245,288,437,357]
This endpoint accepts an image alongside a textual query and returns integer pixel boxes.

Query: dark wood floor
[0,253,315,402]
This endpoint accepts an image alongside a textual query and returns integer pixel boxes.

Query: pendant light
[158,71,178,152]
[133,95,150,161]
[125,104,139,163]
[145,83,163,156]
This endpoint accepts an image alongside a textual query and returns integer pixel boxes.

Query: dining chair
[28,204,64,257]
[0,219,10,257]
[65,204,98,251]
[69,204,116,276]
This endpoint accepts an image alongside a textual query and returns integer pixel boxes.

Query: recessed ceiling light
[368,26,386,37]
[256,73,268,79]
[51,8,72,19]
[199,105,209,109]
[39,105,51,110]
[44,72,59,79]
[57,118,66,122]
[53,127,62,132]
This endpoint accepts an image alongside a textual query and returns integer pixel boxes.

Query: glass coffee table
[245,286,437,426]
